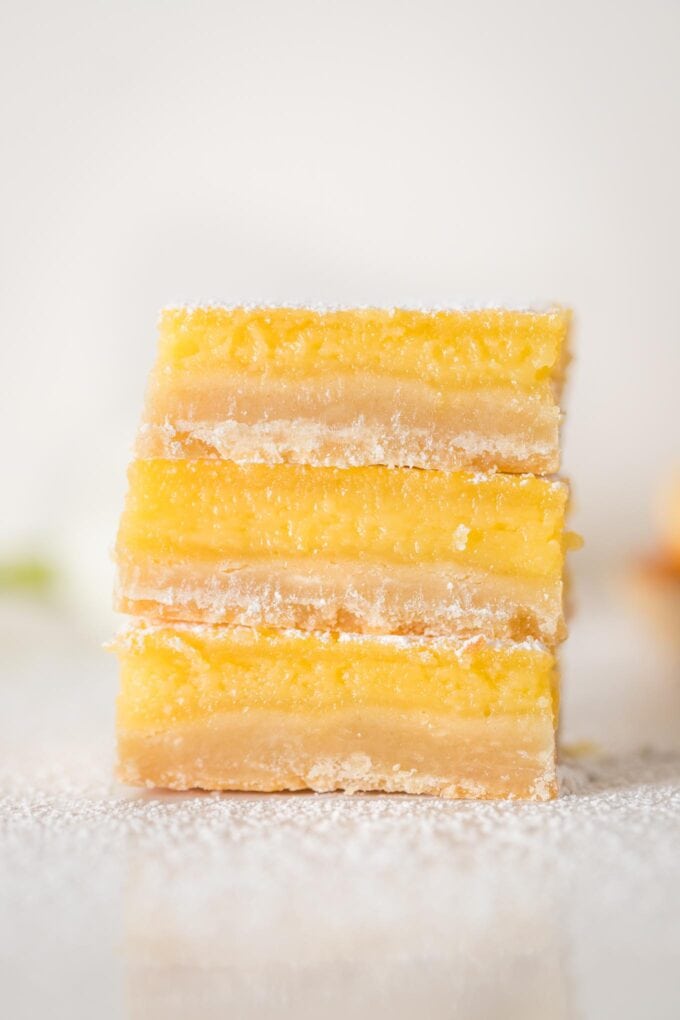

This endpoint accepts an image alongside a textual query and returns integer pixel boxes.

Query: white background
[1,0,679,631]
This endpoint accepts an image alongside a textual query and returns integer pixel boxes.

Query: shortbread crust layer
[118,712,556,800]
[114,624,557,800]
[140,378,560,473]
[116,559,564,642]
[115,460,570,641]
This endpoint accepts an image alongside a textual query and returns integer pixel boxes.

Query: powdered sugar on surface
[2,582,680,1019]
[2,743,679,1019]
[160,300,564,317]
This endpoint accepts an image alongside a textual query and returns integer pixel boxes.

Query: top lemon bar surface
[156,304,568,387]
[139,304,570,473]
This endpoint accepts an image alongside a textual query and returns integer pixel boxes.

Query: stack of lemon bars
[112,305,578,800]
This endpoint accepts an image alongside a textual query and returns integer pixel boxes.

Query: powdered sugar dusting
[3,593,680,1017]
[160,300,565,317]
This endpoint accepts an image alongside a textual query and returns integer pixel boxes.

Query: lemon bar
[114,623,558,800]
[115,460,572,642]
[137,305,569,473]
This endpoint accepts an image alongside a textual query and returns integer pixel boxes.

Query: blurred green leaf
[0,556,57,596]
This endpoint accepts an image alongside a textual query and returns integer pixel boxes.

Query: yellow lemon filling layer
[156,305,569,389]
[117,460,569,578]
[115,624,557,731]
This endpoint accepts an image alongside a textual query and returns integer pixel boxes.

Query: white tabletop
[1,572,679,1020]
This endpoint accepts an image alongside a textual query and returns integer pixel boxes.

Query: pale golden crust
[115,557,566,643]
[118,708,557,800]
[139,375,560,472]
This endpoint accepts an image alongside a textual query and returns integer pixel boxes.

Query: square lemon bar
[137,304,569,473]
[115,459,572,643]
[114,623,558,800]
